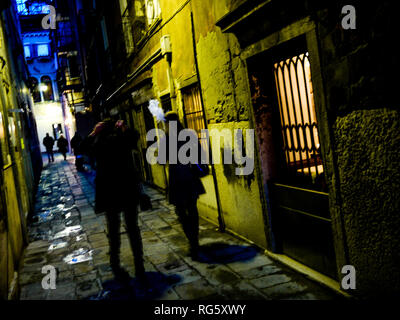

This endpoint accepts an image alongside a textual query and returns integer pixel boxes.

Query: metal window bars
[121,8,134,54]
[182,84,208,159]
[273,52,324,189]
[16,0,51,16]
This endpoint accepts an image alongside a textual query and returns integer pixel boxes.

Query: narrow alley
[18,155,340,300]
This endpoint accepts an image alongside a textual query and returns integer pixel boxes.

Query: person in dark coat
[43,133,55,163]
[70,132,82,155]
[70,132,84,171]
[89,119,145,282]
[164,111,206,260]
[57,135,68,160]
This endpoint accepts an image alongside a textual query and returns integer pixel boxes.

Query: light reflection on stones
[52,225,83,240]
[48,239,68,251]
[63,248,93,265]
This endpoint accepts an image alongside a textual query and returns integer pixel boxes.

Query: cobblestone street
[18,155,342,300]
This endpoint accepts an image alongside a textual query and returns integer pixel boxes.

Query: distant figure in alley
[57,134,68,161]
[43,133,55,163]
[71,132,84,171]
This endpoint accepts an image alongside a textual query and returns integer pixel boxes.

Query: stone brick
[237,264,281,279]
[216,280,269,300]
[174,279,216,300]
[262,281,308,299]
[249,273,292,289]
[225,254,273,273]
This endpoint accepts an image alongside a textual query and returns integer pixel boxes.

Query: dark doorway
[52,123,63,140]
[247,36,337,279]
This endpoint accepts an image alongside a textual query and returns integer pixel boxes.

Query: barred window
[24,45,31,59]
[145,0,161,26]
[37,44,50,57]
[273,52,323,186]
[182,84,208,162]
[29,77,41,103]
[160,93,172,112]
[119,0,134,54]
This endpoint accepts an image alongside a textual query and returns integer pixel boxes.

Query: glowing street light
[39,84,48,92]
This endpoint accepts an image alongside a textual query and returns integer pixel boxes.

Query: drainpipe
[160,36,173,190]
[161,35,177,112]
[190,11,225,232]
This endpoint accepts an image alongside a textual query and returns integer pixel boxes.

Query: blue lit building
[16,0,75,152]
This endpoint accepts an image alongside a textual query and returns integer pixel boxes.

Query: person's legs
[175,205,191,241]
[63,151,67,160]
[75,155,84,171]
[46,150,51,163]
[105,210,129,280]
[176,202,199,258]
[123,205,145,278]
[50,150,54,162]
[187,200,200,257]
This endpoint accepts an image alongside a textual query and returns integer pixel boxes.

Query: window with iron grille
[273,52,324,189]
[119,0,134,55]
[29,77,41,102]
[145,0,161,26]
[16,0,50,15]
[181,83,208,162]
[160,93,172,112]
[37,43,50,57]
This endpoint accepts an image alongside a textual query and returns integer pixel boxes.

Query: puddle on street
[59,196,73,203]
[48,239,68,251]
[76,234,86,242]
[64,211,79,219]
[63,248,93,264]
[52,225,83,239]
[32,210,54,224]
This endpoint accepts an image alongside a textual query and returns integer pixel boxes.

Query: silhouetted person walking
[43,133,54,163]
[164,111,206,260]
[71,132,84,171]
[70,132,82,155]
[57,135,68,160]
[89,119,145,282]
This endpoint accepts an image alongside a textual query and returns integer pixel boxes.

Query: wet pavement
[19,154,343,300]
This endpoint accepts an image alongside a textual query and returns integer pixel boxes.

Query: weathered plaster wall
[141,0,267,246]
[196,29,249,123]
[316,2,400,296]
[1,21,34,299]
[195,7,268,248]
[208,121,267,248]
[333,109,400,296]
[197,174,219,225]
[2,168,23,296]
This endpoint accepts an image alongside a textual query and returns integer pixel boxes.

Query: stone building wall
[97,0,400,297]
[193,0,269,248]
[204,0,400,297]
[0,6,42,299]
[316,1,400,296]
